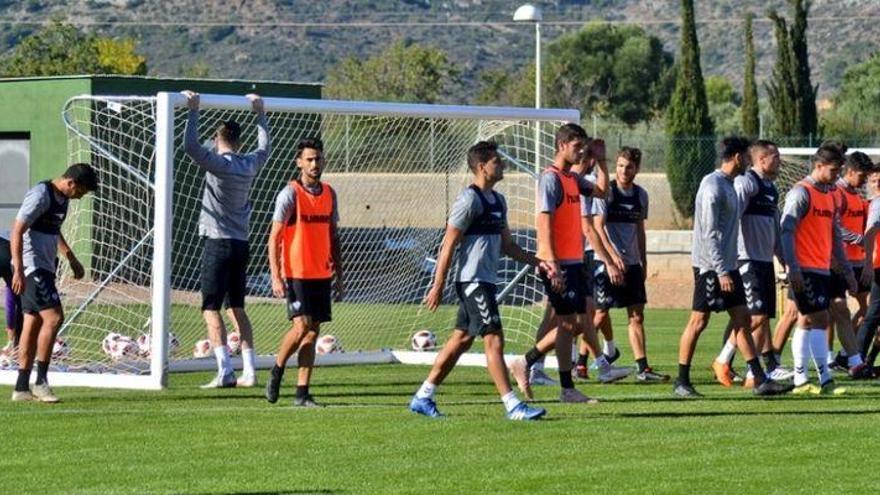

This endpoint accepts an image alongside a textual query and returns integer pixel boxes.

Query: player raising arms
[265,137,343,408]
[781,141,857,395]
[182,90,269,389]
[409,141,551,420]
[9,164,98,402]
[674,137,792,398]
[591,146,669,382]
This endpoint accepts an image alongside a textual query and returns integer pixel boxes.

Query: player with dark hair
[265,137,343,407]
[674,137,792,398]
[182,90,270,389]
[9,163,98,402]
[409,141,551,420]
[781,140,856,394]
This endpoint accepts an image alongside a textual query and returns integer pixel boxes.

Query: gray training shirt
[780,176,849,275]
[581,172,596,253]
[447,187,508,284]
[16,182,68,275]
[735,169,781,263]
[592,184,648,266]
[184,108,270,241]
[692,170,740,275]
[537,167,595,264]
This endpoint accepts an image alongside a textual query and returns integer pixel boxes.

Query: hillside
[0,0,877,104]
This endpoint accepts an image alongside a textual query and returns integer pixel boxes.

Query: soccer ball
[102,333,137,361]
[0,349,13,369]
[411,330,437,351]
[193,339,212,359]
[316,334,342,355]
[227,331,242,356]
[51,338,70,361]
[136,332,181,358]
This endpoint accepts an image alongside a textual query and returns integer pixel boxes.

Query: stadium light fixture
[514,4,544,174]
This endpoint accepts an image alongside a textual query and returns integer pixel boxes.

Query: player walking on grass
[183,90,269,389]
[409,141,551,420]
[591,147,669,383]
[712,140,793,386]
[1,230,23,355]
[9,164,98,402]
[781,141,856,395]
[265,137,343,408]
[509,123,631,404]
[856,169,880,369]
[673,137,792,398]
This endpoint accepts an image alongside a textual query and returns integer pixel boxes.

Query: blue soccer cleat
[506,402,546,421]
[409,396,444,418]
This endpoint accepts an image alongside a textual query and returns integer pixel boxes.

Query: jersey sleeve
[272,186,296,224]
[448,188,481,231]
[15,183,51,227]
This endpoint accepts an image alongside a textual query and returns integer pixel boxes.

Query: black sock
[559,370,574,389]
[762,351,778,371]
[15,369,31,392]
[271,364,284,378]
[636,357,649,372]
[295,385,309,399]
[524,347,544,369]
[576,353,588,367]
[34,360,49,386]
[746,358,765,383]
[677,363,690,384]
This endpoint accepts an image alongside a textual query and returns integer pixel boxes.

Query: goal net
[0,93,578,389]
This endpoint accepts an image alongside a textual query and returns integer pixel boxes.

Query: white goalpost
[0,92,578,390]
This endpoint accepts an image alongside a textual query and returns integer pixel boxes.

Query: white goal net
[0,93,578,389]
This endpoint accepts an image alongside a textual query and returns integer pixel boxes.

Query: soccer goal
[0,93,578,389]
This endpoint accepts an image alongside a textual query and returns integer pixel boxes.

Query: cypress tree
[741,13,760,138]
[665,0,715,218]
[790,0,818,138]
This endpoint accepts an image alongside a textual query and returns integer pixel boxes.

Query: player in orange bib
[265,137,343,407]
[856,167,880,371]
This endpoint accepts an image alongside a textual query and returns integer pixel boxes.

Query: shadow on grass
[613,408,880,419]
[192,490,342,495]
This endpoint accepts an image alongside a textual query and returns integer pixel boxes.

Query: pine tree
[741,13,760,138]
[664,0,715,218]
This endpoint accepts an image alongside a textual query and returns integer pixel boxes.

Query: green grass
[3,308,880,494]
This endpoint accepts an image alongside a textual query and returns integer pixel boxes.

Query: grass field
[3,307,880,494]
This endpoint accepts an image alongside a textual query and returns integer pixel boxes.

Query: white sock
[809,329,833,384]
[716,341,737,364]
[242,348,256,376]
[595,354,611,372]
[214,345,232,376]
[826,349,835,366]
[848,353,864,367]
[745,368,754,379]
[603,340,616,357]
[501,391,522,412]
[792,328,810,386]
[415,381,436,400]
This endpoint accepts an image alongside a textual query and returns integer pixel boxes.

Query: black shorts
[583,251,595,293]
[854,266,872,294]
[0,238,12,283]
[21,269,61,314]
[454,282,502,337]
[593,262,647,310]
[286,278,332,323]
[788,271,831,315]
[738,260,776,316]
[541,263,588,316]
[200,238,249,311]
[829,265,870,298]
[691,268,747,313]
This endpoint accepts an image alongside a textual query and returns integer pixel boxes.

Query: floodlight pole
[514,4,544,173]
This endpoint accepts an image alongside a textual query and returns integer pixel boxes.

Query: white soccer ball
[0,349,13,370]
[411,330,437,351]
[193,339,212,359]
[316,334,342,355]
[102,332,124,357]
[52,338,70,361]
[136,332,181,358]
[102,333,137,361]
[227,331,242,356]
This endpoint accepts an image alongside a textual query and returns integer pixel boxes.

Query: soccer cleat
[820,380,847,396]
[598,366,632,384]
[236,374,258,388]
[672,380,703,398]
[11,390,34,402]
[636,367,670,383]
[830,353,849,372]
[792,383,821,395]
[529,368,557,386]
[409,396,444,418]
[768,366,794,381]
[753,379,793,396]
[604,348,621,365]
[509,357,533,400]
[729,368,744,384]
[293,394,322,407]
[506,402,546,420]
[265,370,282,403]
[30,383,60,403]
[848,363,874,380]
[574,365,590,380]
[559,387,599,404]
[200,372,236,389]
[711,360,733,387]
